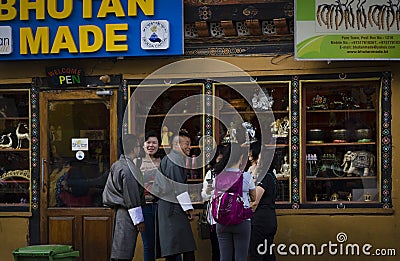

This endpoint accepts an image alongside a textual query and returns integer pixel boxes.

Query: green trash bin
[13,245,79,261]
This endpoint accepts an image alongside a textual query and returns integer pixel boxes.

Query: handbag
[197,204,211,240]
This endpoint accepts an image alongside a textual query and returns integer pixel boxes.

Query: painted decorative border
[381,71,392,208]
[205,81,213,166]
[30,86,40,210]
[290,75,300,209]
[122,79,129,135]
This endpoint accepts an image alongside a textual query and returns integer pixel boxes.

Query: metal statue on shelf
[252,88,274,111]
[330,193,339,201]
[16,122,30,149]
[161,126,173,146]
[0,133,12,149]
[278,155,290,178]
[222,122,238,144]
[270,116,289,138]
[242,122,257,144]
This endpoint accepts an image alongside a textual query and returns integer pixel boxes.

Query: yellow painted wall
[0,218,29,261]
[0,57,399,261]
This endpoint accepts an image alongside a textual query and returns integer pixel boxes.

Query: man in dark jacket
[103,134,145,261]
[152,130,196,261]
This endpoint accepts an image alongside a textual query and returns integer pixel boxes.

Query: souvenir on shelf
[0,133,12,149]
[329,92,360,110]
[242,122,257,144]
[330,193,339,201]
[341,150,375,177]
[222,122,238,144]
[161,126,173,146]
[15,122,30,149]
[276,155,290,178]
[270,116,289,138]
[251,88,274,111]
[308,94,328,110]
[355,128,372,142]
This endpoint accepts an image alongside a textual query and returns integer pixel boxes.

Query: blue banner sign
[0,0,183,60]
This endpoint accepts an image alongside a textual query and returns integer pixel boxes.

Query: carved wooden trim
[184,2,294,23]
[273,18,289,34]
[221,20,237,36]
[195,21,210,37]
[184,0,289,6]
[245,19,262,35]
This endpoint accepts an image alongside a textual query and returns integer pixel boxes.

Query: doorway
[39,89,118,261]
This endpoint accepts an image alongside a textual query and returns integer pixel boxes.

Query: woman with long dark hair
[201,144,226,261]
[213,143,256,261]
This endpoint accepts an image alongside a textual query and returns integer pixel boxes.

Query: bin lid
[13,245,77,256]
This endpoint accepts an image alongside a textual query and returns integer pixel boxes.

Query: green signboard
[295,0,400,60]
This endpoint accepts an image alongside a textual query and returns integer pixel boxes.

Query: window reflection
[48,100,110,207]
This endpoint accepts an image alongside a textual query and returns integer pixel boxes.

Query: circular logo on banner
[76,150,85,160]
[141,20,170,50]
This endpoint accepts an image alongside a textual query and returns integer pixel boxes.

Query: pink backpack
[211,170,253,226]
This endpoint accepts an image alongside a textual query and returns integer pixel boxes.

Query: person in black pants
[250,152,278,261]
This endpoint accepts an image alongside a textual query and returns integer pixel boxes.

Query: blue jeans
[141,204,182,261]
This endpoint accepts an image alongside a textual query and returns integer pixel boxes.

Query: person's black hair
[208,144,227,167]
[141,130,162,158]
[122,134,138,153]
[145,130,161,144]
[213,143,246,174]
[249,140,261,161]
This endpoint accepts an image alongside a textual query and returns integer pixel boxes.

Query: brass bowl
[307,129,324,142]
[355,129,372,141]
[331,129,347,141]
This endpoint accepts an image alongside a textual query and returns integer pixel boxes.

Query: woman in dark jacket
[250,153,278,261]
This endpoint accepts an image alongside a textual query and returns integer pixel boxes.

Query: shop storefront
[0,1,399,261]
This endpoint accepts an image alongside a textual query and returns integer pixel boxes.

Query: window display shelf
[0,89,31,212]
[306,109,375,113]
[129,83,206,199]
[0,117,29,120]
[306,176,377,181]
[213,81,291,203]
[306,142,376,146]
[219,110,289,115]
[136,113,201,118]
[0,148,29,152]
[301,76,382,205]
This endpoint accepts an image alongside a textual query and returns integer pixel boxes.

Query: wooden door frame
[39,89,118,243]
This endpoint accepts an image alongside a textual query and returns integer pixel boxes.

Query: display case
[0,90,31,211]
[213,81,291,203]
[128,83,205,202]
[300,78,381,205]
